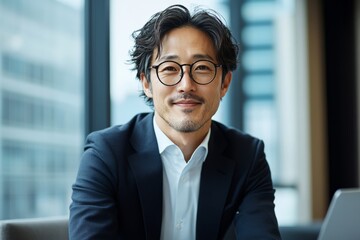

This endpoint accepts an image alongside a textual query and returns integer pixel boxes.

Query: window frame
[84,0,111,135]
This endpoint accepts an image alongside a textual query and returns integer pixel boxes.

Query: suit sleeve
[234,140,281,240]
[69,133,119,239]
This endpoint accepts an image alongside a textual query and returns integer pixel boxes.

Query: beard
[155,93,214,133]
[167,118,204,133]
[159,108,210,133]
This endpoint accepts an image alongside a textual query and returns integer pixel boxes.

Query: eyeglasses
[150,60,222,86]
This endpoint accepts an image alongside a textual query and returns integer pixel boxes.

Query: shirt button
[176,220,183,230]
[180,175,188,183]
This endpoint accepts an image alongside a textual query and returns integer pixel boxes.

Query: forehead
[153,26,217,63]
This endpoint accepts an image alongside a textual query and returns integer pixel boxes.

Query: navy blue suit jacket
[69,113,280,239]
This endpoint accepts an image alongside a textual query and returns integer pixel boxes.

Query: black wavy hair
[129,4,239,106]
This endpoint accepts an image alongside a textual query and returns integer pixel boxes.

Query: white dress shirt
[153,118,210,240]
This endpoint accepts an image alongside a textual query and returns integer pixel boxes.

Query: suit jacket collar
[128,113,235,240]
[196,122,236,240]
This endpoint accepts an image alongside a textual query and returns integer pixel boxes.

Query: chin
[171,118,207,133]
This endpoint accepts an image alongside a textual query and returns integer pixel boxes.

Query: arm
[234,140,281,239]
[69,134,119,239]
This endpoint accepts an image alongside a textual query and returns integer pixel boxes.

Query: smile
[173,102,201,113]
[171,93,204,104]
[174,99,201,104]
[172,98,203,109]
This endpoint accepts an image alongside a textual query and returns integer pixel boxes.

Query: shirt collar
[153,115,211,158]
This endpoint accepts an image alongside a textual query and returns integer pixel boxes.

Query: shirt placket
[173,167,190,240]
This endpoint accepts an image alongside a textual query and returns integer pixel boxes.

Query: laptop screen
[317,188,360,240]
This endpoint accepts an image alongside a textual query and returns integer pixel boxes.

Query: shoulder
[210,121,273,189]
[210,120,265,164]
[87,112,152,140]
[211,120,263,147]
[85,112,153,153]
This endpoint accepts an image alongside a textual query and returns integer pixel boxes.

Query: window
[240,0,310,224]
[0,0,84,219]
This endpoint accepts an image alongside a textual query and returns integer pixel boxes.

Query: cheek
[205,89,222,110]
[212,86,224,100]
[150,85,171,105]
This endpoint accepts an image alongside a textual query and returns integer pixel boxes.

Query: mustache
[170,93,205,103]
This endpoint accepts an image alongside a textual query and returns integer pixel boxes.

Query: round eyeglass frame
[149,59,222,86]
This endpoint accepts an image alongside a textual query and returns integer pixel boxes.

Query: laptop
[317,188,360,240]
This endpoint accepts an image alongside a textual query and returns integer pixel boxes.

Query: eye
[161,66,178,72]
[158,62,180,73]
[195,64,211,71]
[193,61,214,73]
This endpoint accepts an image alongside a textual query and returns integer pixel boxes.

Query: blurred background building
[0,0,84,219]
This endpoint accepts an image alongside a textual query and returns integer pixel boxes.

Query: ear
[140,73,153,98]
[220,71,232,98]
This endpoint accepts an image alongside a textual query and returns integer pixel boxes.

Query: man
[69,4,281,240]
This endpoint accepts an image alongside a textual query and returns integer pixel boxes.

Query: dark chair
[0,216,68,240]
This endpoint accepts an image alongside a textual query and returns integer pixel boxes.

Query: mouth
[173,99,201,106]
[171,94,204,108]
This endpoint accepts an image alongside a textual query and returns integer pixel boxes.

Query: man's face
[142,26,232,134]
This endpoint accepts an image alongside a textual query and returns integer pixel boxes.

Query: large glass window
[0,0,84,219]
[240,0,307,224]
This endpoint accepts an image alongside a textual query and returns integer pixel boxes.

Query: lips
[170,93,204,106]
[170,93,204,104]
[173,99,201,105]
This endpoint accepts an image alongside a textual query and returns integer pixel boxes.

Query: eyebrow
[157,54,215,63]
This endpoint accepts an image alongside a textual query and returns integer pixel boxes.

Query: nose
[176,66,196,92]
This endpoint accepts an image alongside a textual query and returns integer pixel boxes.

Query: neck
[172,130,209,162]
[155,115,210,162]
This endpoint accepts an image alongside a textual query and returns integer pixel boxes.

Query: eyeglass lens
[156,60,217,85]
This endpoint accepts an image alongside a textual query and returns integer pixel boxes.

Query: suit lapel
[196,123,236,240]
[128,113,163,240]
